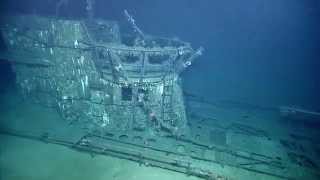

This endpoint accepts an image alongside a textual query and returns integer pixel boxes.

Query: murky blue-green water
[1,1,319,180]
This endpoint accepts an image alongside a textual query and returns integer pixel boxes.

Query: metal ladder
[161,62,175,127]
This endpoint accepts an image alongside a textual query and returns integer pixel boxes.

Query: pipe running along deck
[0,127,295,180]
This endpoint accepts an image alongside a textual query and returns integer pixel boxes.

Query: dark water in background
[1,0,320,109]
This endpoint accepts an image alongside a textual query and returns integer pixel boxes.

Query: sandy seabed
[0,135,201,180]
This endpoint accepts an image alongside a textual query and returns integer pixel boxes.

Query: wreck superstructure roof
[0,15,202,82]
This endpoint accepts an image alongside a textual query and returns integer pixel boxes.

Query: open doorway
[0,59,16,94]
[0,31,16,93]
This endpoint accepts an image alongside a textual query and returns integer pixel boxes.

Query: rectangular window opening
[121,86,132,101]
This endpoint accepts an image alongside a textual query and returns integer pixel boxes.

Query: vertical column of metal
[130,52,146,129]
[161,55,174,125]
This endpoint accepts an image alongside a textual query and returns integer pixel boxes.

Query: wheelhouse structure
[0,15,203,137]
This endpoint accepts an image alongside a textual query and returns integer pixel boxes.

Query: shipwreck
[0,7,319,180]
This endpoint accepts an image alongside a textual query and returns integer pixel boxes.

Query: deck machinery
[1,15,319,180]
